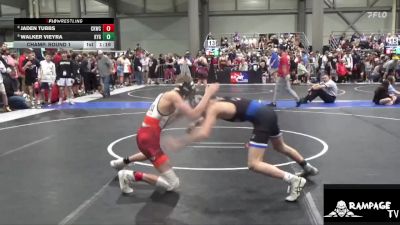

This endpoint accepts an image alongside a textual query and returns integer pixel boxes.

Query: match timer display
[13,18,115,49]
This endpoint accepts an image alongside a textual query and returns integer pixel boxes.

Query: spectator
[373,80,399,105]
[148,54,158,85]
[97,50,112,97]
[299,74,338,104]
[56,52,74,105]
[2,72,29,110]
[18,49,28,92]
[387,75,400,96]
[0,59,12,112]
[133,54,143,85]
[22,51,40,104]
[38,52,56,107]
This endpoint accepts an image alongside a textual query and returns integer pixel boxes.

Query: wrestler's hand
[164,136,186,152]
[205,83,220,96]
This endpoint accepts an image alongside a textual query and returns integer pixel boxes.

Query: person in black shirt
[168,96,318,202]
[2,73,29,110]
[22,52,40,103]
[56,52,74,105]
[148,54,158,84]
[373,80,399,105]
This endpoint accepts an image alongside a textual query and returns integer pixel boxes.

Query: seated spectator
[299,74,338,104]
[2,72,30,110]
[373,80,399,105]
[387,75,400,96]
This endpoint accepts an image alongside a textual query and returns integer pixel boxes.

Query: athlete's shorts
[40,82,52,90]
[249,106,282,148]
[57,78,74,87]
[136,126,169,167]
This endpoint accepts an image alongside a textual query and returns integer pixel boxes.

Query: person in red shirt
[53,52,62,65]
[18,49,28,92]
[268,46,301,107]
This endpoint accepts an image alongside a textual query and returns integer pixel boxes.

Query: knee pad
[159,169,180,191]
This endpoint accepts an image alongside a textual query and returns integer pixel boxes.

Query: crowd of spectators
[2,31,400,112]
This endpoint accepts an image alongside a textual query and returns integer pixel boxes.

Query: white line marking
[0,136,52,158]
[107,127,328,171]
[0,109,53,123]
[0,112,145,132]
[58,178,114,225]
[194,142,243,145]
[304,192,323,225]
[277,109,400,121]
[0,86,145,124]
[354,85,374,94]
[189,146,244,149]
[337,89,346,96]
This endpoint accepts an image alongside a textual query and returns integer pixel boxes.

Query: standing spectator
[178,54,192,77]
[343,50,353,82]
[22,52,40,105]
[194,53,209,85]
[148,54,158,85]
[133,55,143,85]
[0,59,12,112]
[269,48,279,81]
[88,53,98,93]
[116,54,124,87]
[38,52,56,107]
[268,46,301,107]
[163,55,175,83]
[71,53,82,97]
[56,52,74,105]
[1,46,19,83]
[80,53,91,94]
[141,53,150,85]
[18,49,28,92]
[97,50,113,97]
[122,55,131,85]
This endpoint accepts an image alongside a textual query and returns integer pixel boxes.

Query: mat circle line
[107,126,328,171]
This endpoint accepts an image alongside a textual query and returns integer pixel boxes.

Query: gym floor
[0,84,399,225]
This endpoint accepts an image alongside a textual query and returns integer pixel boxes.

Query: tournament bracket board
[13,18,115,49]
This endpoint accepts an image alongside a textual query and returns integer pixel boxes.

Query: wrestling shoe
[118,170,134,194]
[296,164,319,178]
[110,158,128,170]
[285,176,306,202]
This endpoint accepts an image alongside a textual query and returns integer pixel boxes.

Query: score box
[102,32,115,41]
[102,24,114,32]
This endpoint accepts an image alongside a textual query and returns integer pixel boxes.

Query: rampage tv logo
[324,184,400,224]
[325,200,399,218]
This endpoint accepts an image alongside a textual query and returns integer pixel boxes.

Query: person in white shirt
[343,50,353,82]
[299,74,338,104]
[38,53,56,106]
[178,54,192,77]
[0,59,12,112]
[123,56,132,85]
[141,53,150,85]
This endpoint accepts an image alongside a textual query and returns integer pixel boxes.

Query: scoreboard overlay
[13,18,115,49]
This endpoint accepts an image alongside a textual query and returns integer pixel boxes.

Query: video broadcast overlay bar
[13,41,114,49]
[14,32,115,41]
[14,24,115,32]
[14,18,114,24]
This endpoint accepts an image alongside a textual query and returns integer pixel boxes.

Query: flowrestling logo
[324,185,400,224]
